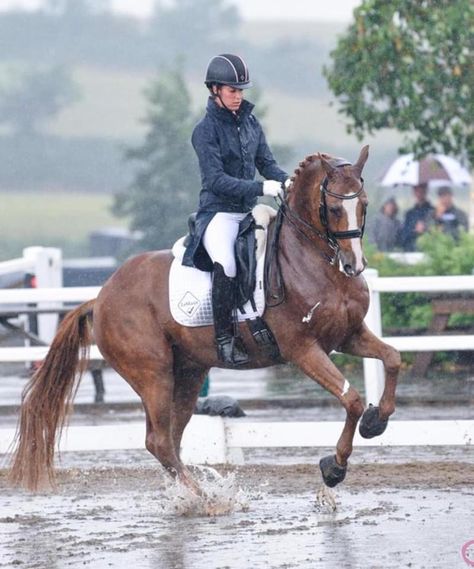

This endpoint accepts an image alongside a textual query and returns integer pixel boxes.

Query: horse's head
[286,145,369,277]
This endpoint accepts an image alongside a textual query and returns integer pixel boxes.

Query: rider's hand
[263,180,283,198]
[284,178,292,190]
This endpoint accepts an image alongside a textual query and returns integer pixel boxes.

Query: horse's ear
[353,145,369,176]
[318,153,337,178]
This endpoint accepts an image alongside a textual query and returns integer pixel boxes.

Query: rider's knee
[221,259,237,278]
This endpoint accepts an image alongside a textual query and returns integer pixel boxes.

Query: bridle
[266,164,367,307]
[319,175,367,242]
[278,165,366,262]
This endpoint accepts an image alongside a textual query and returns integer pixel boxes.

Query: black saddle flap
[183,212,197,248]
[235,213,258,308]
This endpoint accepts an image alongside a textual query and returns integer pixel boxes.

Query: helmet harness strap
[210,84,236,114]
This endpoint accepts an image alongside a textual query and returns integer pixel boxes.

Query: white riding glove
[262,180,283,198]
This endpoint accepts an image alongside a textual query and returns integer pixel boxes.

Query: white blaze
[342,197,365,272]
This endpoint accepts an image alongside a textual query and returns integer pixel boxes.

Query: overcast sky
[0,0,362,21]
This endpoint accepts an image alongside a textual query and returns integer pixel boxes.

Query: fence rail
[1,417,472,463]
[1,255,474,406]
[363,269,474,403]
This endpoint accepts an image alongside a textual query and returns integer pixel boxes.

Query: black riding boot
[212,263,249,366]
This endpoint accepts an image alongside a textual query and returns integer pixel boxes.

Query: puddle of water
[1,483,471,569]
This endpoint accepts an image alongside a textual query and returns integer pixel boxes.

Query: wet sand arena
[1,450,473,569]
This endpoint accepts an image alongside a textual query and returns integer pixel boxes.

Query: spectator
[369,197,402,251]
[401,183,434,251]
[434,186,468,240]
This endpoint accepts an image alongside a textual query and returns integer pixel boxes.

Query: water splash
[315,484,337,512]
[160,467,249,517]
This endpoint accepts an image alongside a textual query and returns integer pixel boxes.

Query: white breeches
[203,212,247,277]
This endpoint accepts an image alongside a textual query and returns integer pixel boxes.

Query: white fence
[363,268,474,403]
[1,255,474,405]
[1,249,473,458]
[0,416,473,461]
[0,247,62,343]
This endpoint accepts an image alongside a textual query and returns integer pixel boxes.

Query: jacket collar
[206,97,254,124]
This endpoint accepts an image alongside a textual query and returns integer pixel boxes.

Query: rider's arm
[192,122,263,200]
[253,118,288,184]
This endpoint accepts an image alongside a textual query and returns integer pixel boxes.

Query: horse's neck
[279,219,333,273]
[265,214,335,300]
[288,173,322,218]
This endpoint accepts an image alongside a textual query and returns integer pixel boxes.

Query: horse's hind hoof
[319,455,347,488]
[359,404,388,439]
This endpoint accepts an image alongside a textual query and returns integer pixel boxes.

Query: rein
[265,169,366,308]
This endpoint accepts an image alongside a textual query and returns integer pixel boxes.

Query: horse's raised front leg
[291,341,365,487]
[340,322,401,438]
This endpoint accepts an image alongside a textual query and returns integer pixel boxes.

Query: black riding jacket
[191,97,287,213]
[182,97,287,271]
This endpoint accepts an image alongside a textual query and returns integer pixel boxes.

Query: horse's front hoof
[319,455,347,488]
[359,404,388,439]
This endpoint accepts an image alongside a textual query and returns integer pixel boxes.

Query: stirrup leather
[216,335,249,366]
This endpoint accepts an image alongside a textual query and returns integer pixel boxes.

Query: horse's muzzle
[339,251,367,277]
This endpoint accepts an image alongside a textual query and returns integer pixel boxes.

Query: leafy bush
[366,228,474,333]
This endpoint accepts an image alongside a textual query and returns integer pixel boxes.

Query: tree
[0,66,79,136]
[324,0,474,165]
[113,67,199,251]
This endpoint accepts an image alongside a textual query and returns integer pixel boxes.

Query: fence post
[23,247,63,344]
[363,268,385,405]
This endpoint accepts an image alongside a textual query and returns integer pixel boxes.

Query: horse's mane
[290,153,351,186]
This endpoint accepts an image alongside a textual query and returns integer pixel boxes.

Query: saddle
[184,211,257,309]
[177,206,280,357]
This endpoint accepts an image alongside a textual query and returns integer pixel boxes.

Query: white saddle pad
[169,205,276,327]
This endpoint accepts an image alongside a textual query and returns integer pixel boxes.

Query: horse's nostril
[344,264,354,275]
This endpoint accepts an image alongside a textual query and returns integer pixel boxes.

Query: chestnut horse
[9,145,400,493]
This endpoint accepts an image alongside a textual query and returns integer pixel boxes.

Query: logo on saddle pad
[178,291,201,317]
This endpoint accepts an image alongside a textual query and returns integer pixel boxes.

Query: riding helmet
[205,54,252,89]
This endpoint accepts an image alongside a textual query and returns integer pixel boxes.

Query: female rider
[183,53,289,366]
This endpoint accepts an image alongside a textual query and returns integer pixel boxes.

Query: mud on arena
[1,440,473,568]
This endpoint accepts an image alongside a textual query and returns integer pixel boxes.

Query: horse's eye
[329,207,342,218]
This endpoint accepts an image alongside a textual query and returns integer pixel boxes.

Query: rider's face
[214,85,244,112]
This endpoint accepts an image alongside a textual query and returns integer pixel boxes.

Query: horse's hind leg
[104,340,200,492]
[141,368,203,493]
[340,323,401,438]
[171,349,208,456]
[291,342,365,487]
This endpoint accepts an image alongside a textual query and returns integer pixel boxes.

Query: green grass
[0,191,128,260]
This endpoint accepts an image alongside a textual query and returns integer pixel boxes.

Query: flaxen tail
[8,300,95,491]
